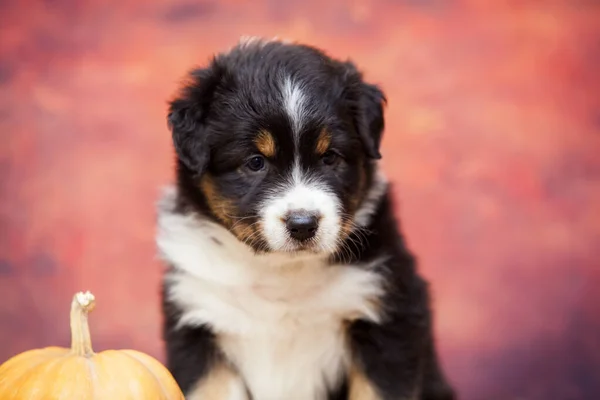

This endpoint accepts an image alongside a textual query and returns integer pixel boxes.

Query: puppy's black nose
[285,211,319,241]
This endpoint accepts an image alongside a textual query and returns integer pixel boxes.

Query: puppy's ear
[340,61,386,159]
[357,82,386,159]
[168,64,222,176]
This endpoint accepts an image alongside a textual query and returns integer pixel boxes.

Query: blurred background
[1,0,599,399]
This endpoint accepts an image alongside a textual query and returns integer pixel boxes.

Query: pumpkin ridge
[0,348,64,383]
[13,352,73,398]
[0,349,68,397]
[120,351,170,400]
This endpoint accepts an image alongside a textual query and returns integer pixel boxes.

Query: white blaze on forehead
[281,77,308,136]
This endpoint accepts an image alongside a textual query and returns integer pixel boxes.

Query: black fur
[161,38,455,400]
[345,193,455,399]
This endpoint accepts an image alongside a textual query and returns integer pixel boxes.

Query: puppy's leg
[347,276,438,400]
[163,289,248,400]
[164,321,247,400]
[165,318,247,400]
[346,348,421,400]
[348,319,424,399]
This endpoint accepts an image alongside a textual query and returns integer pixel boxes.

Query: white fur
[227,381,248,400]
[157,188,386,400]
[260,161,341,253]
[282,77,308,136]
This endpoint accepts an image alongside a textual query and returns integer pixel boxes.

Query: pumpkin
[0,291,184,400]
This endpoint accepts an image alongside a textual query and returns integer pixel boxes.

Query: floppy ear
[167,64,222,176]
[357,82,386,159]
[340,61,387,159]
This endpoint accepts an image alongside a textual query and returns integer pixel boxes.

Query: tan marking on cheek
[200,174,235,226]
[255,129,276,157]
[340,218,354,241]
[187,363,243,400]
[200,175,261,245]
[231,220,257,245]
[348,365,382,400]
[315,128,332,155]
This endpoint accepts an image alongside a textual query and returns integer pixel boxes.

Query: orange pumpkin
[0,291,184,400]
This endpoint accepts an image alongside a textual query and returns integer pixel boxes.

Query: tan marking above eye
[254,130,276,157]
[316,128,332,155]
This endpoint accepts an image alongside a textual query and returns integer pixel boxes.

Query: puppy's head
[168,38,386,255]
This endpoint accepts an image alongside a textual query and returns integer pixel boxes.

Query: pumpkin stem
[70,291,96,357]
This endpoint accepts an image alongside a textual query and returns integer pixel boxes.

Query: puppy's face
[169,39,385,255]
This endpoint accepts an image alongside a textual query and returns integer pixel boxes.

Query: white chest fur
[157,191,385,400]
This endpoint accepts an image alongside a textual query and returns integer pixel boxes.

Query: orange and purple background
[1,0,599,399]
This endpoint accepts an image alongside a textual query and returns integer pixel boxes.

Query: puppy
[158,37,455,400]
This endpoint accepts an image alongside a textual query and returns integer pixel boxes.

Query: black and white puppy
[158,37,455,400]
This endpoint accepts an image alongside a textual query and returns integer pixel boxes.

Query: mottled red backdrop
[1,0,599,398]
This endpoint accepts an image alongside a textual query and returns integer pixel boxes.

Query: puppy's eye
[246,155,266,172]
[321,150,339,166]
